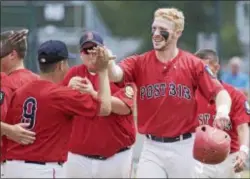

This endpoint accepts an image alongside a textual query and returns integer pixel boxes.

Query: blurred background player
[62,31,136,178]
[194,49,250,178]
[0,29,39,177]
[91,7,232,178]
[221,56,249,97]
[3,40,111,178]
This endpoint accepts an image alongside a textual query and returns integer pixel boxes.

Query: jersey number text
[21,97,37,130]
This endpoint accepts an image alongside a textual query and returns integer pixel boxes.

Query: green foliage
[94,1,242,59]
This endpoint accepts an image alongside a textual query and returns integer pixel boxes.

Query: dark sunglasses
[81,45,97,55]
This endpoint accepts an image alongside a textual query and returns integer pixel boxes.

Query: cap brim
[80,40,103,48]
[68,53,76,59]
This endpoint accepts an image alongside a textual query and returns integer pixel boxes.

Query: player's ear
[175,30,182,39]
[55,61,63,71]
[215,63,220,72]
[8,50,17,60]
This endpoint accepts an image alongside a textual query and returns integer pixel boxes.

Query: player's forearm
[110,96,131,115]
[91,91,130,115]
[1,121,12,136]
[237,123,249,154]
[215,90,232,116]
[108,60,124,82]
[97,70,112,116]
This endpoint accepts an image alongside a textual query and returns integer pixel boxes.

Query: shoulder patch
[0,91,5,105]
[204,65,216,78]
[244,101,250,115]
[125,85,134,98]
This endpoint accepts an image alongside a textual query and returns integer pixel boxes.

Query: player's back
[6,80,84,162]
[8,69,39,90]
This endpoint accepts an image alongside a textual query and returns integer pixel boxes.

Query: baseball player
[0,29,39,177]
[62,31,136,178]
[92,8,232,178]
[194,49,250,178]
[3,40,112,178]
[1,72,35,145]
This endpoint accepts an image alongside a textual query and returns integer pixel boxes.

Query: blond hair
[154,8,185,31]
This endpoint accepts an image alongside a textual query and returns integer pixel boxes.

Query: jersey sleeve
[50,86,100,117]
[113,83,136,110]
[118,55,139,84]
[193,59,224,102]
[231,90,250,126]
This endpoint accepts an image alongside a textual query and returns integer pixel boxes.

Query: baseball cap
[79,31,104,49]
[38,40,75,64]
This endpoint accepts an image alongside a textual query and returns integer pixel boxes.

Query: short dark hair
[39,63,58,73]
[195,49,219,62]
[0,29,28,59]
[38,59,67,73]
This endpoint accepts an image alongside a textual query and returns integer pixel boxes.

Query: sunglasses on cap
[81,45,98,55]
[80,41,99,55]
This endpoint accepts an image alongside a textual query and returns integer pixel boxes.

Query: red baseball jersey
[196,82,250,153]
[0,73,13,121]
[62,64,136,157]
[119,49,223,137]
[6,79,100,162]
[1,69,38,162]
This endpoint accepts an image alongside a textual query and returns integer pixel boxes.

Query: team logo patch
[86,31,94,41]
[244,101,250,115]
[125,85,134,98]
[204,65,216,78]
[0,91,5,105]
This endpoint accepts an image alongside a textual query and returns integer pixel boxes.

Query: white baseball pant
[193,152,242,178]
[1,162,5,178]
[64,149,133,178]
[4,160,64,178]
[136,133,195,178]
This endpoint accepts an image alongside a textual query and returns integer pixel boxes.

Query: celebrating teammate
[92,8,232,178]
[62,31,136,178]
[3,40,111,178]
[0,29,39,177]
[1,73,35,145]
[194,49,250,178]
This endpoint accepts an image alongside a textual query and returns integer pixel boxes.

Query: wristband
[217,105,230,116]
[240,145,249,156]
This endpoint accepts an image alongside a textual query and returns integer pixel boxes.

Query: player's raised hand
[6,123,36,145]
[234,151,247,173]
[8,29,29,45]
[88,46,116,72]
